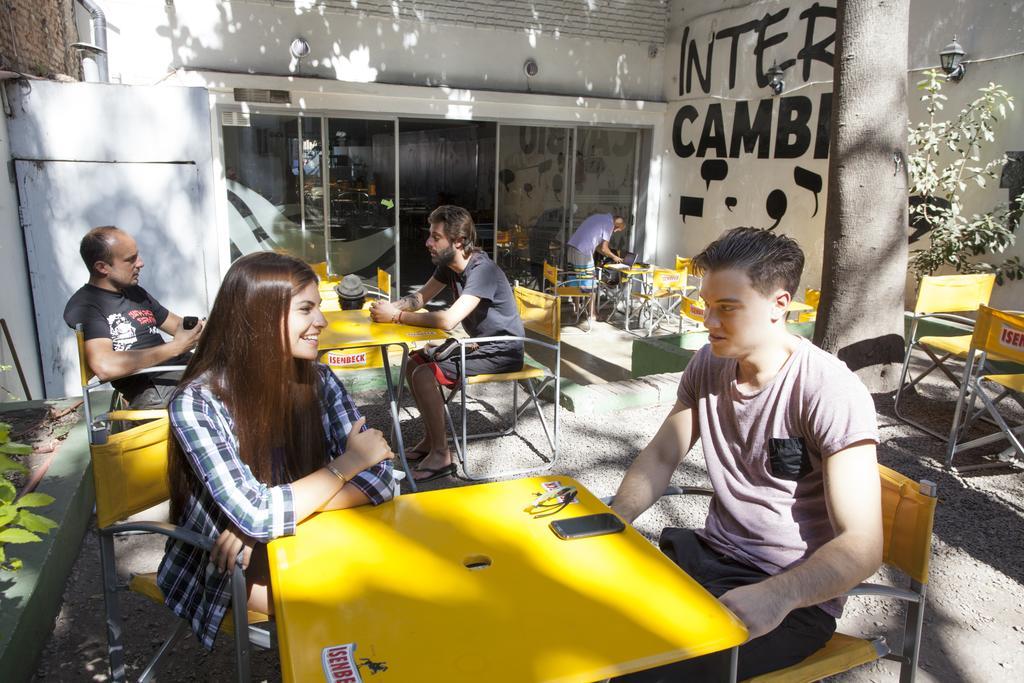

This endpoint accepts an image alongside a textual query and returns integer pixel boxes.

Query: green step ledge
[0,401,93,683]
[631,322,816,378]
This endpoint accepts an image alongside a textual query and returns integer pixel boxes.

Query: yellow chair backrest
[75,325,93,389]
[514,286,560,343]
[543,261,559,288]
[92,416,172,529]
[878,464,936,585]
[805,287,820,310]
[970,305,1024,364]
[913,274,995,314]
[310,261,330,280]
[680,295,706,323]
[675,256,692,273]
[653,268,685,292]
[377,268,392,299]
[799,287,821,323]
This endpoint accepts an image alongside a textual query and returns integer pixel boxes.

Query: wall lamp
[767,62,784,96]
[290,37,311,60]
[939,37,966,81]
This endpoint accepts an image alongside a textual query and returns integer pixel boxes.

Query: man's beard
[430,245,457,267]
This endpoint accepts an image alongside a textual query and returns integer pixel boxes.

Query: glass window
[571,128,640,255]
[496,125,573,288]
[326,118,396,289]
[398,119,496,290]
[223,113,320,262]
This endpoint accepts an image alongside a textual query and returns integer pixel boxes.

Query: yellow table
[268,476,747,683]
[318,309,447,492]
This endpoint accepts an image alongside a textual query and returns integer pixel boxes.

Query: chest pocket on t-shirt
[768,437,812,481]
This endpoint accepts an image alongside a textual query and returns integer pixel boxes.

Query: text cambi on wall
[667,1,836,230]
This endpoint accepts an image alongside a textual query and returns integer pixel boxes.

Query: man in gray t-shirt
[611,228,883,682]
[369,205,524,484]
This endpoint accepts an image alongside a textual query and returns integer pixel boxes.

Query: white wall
[656,0,1024,309]
[0,102,44,400]
[905,0,1024,310]
[79,0,666,101]
[6,81,221,397]
[657,0,835,296]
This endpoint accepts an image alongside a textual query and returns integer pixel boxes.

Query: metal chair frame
[438,335,561,481]
[543,260,596,332]
[894,275,996,440]
[945,307,1024,471]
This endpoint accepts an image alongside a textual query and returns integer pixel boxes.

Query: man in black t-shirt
[63,226,203,408]
[370,205,524,482]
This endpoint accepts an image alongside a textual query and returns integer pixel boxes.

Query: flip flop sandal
[413,463,457,483]
[403,448,430,465]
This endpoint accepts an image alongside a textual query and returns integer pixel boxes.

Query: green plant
[907,69,1023,284]
[0,422,57,572]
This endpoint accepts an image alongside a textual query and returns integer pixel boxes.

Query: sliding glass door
[325,118,396,285]
[222,110,645,293]
[495,124,573,287]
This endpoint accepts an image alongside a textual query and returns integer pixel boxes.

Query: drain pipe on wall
[72,0,109,82]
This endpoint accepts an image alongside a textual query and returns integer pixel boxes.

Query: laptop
[607,251,638,269]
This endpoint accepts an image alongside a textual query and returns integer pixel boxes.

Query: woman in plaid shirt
[158,252,395,650]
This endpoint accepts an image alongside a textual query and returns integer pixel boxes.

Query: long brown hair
[168,252,326,521]
[429,205,480,258]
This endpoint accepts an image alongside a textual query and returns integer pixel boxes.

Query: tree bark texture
[814,0,910,393]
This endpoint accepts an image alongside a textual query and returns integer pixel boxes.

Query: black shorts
[410,342,524,386]
[613,528,837,682]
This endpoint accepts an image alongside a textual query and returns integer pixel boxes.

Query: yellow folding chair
[75,324,186,433]
[76,328,272,682]
[543,260,595,331]
[680,294,707,330]
[440,286,561,480]
[748,465,937,683]
[308,261,332,281]
[894,274,996,439]
[365,267,392,302]
[605,464,936,683]
[633,267,694,336]
[798,287,821,323]
[945,306,1024,470]
[90,415,274,682]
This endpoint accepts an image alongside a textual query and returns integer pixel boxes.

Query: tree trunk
[814,0,910,393]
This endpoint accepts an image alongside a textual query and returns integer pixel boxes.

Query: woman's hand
[369,300,399,323]
[211,524,255,575]
[337,417,394,474]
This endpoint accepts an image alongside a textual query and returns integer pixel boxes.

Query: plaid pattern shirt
[157,364,393,650]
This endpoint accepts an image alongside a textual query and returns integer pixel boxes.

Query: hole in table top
[463,555,492,570]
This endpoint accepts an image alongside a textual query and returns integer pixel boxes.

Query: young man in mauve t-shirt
[63,226,203,408]
[369,205,524,483]
[610,227,883,681]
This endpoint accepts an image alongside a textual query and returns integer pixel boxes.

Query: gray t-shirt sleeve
[461,258,498,302]
[804,365,879,457]
[676,344,710,409]
[431,265,450,289]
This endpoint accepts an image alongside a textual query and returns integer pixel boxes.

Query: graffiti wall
[657,0,836,296]
[658,0,1024,309]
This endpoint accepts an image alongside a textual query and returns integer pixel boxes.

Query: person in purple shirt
[610,228,883,681]
[566,212,627,272]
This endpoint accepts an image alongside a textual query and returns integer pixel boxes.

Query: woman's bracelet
[326,462,348,486]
